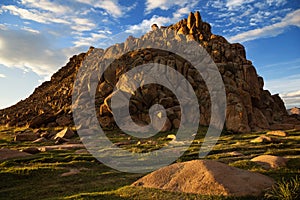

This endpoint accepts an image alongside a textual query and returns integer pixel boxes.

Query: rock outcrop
[0,11,299,133]
[288,107,300,115]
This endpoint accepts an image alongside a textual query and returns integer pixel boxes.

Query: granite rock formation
[0,11,299,133]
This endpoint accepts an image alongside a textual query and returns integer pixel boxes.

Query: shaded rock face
[132,160,275,197]
[0,12,298,133]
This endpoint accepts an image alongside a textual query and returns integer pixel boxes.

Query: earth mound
[132,160,275,197]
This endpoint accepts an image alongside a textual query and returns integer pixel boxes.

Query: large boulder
[132,160,275,197]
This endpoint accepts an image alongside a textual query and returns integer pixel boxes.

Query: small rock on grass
[266,130,288,137]
[251,155,288,169]
[61,169,80,177]
[32,137,48,143]
[21,147,40,154]
[250,135,280,143]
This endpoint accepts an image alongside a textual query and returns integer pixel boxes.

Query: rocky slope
[1,11,299,132]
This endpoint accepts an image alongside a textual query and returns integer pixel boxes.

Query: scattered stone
[74,149,89,154]
[251,155,288,169]
[54,127,75,140]
[132,160,275,197]
[14,132,38,142]
[266,130,288,137]
[250,135,280,143]
[0,148,31,161]
[28,113,56,128]
[32,137,48,143]
[38,144,85,152]
[55,137,69,145]
[21,147,40,154]
[56,116,72,126]
[167,134,176,140]
[61,168,80,177]
[227,151,244,157]
[40,131,51,138]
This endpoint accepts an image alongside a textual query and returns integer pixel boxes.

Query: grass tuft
[264,176,300,200]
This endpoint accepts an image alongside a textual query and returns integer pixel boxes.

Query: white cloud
[125,15,172,34]
[264,74,300,109]
[21,26,40,34]
[228,9,300,43]
[1,5,70,24]
[226,0,255,10]
[145,0,189,12]
[0,24,7,30]
[282,90,300,98]
[0,29,68,76]
[73,31,112,47]
[0,74,6,78]
[75,0,132,18]
[71,17,96,32]
[20,0,70,14]
[266,0,287,7]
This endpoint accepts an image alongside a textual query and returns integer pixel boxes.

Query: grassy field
[0,126,299,200]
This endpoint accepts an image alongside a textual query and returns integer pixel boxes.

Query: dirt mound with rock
[132,160,275,197]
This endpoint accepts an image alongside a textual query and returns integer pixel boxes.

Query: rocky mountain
[287,107,300,115]
[1,11,299,133]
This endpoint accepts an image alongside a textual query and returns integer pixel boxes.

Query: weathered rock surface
[0,11,299,133]
[132,160,275,197]
[0,148,31,161]
[251,155,288,169]
[14,132,38,142]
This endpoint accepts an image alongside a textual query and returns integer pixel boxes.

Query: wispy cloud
[73,30,112,47]
[74,0,134,18]
[264,75,300,108]
[282,90,300,98]
[225,0,255,10]
[0,29,67,76]
[228,9,300,43]
[1,5,70,24]
[21,26,40,34]
[281,90,300,108]
[0,74,6,78]
[20,0,71,14]
[145,0,189,13]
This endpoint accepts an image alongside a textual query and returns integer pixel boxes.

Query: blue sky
[0,0,299,109]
